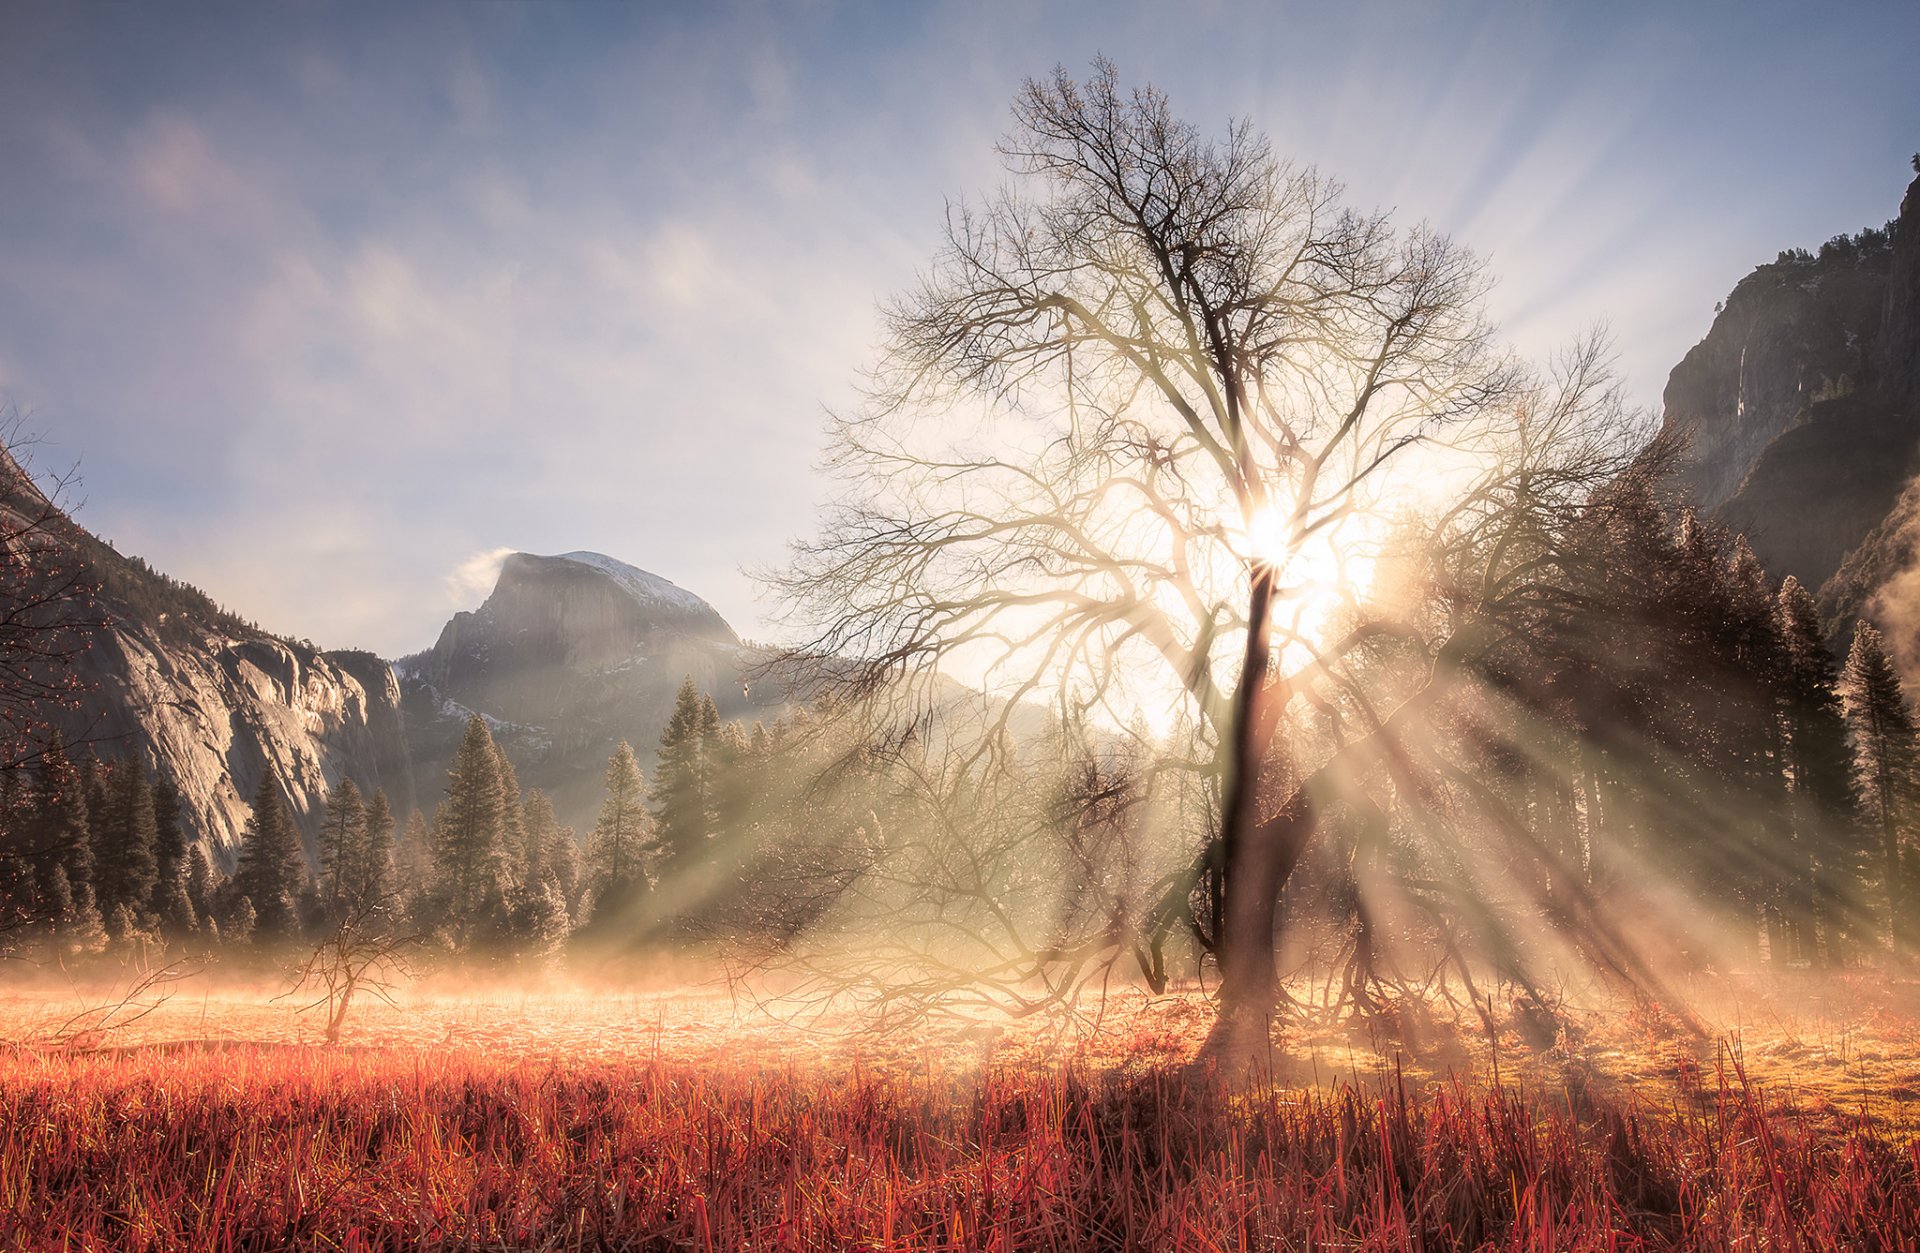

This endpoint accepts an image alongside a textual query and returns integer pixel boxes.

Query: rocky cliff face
[71,628,414,862]
[397,551,779,836]
[1659,169,1920,664]
[2,443,784,858]
[0,452,413,865]
[1882,174,1920,407]
[1660,185,1909,592]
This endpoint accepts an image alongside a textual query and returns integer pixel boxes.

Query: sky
[1,1,1916,658]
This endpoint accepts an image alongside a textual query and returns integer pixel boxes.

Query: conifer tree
[492,740,529,885]
[432,715,512,946]
[518,793,549,891]
[42,864,75,929]
[220,893,256,945]
[105,900,144,945]
[549,823,583,920]
[397,809,433,897]
[360,789,397,908]
[524,789,581,918]
[317,778,367,915]
[29,734,93,925]
[80,758,110,852]
[1841,621,1918,950]
[0,771,36,938]
[229,773,307,941]
[150,778,186,882]
[1775,577,1857,962]
[738,722,776,850]
[651,678,714,878]
[149,778,198,939]
[1644,519,1787,940]
[513,875,571,955]
[185,844,218,927]
[710,720,750,837]
[587,741,653,926]
[92,760,158,926]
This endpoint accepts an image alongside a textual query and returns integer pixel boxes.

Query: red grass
[1,1037,1917,1251]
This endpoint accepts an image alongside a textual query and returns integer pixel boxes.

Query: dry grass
[1,968,1918,1250]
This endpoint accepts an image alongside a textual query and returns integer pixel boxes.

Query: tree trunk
[1201,563,1325,1069]
[1215,563,1278,1011]
[326,981,355,1045]
[1216,791,1315,1010]
[1883,807,1903,958]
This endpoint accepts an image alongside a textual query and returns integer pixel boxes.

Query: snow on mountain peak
[545,551,714,616]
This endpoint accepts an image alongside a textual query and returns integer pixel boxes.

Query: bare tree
[8,956,203,1050]
[771,62,1530,1032]
[0,416,101,774]
[282,871,421,1044]
[0,415,107,951]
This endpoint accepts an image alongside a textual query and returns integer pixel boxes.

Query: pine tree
[42,864,75,927]
[360,790,397,908]
[587,741,653,927]
[91,760,159,926]
[651,678,714,878]
[397,809,433,900]
[1841,621,1918,951]
[150,778,187,885]
[709,720,750,839]
[26,735,92,932]
[1641,520,1786,941]
[510,874,571,957]
[148,778,198,939]
[492,740,529,885]
[1775,577,1857,963]
[524,789,581,918]
[220,893,256,945]
[432,715,512,947]
[0,770,28,926]
[316,778,367,915]
[106,900,144,945]
[740,721,775,847]
[185,845,219,926]
[229,773,307,941]
[80,758,110,853]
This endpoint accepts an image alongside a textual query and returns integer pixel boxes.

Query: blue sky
[1,0,1915,656]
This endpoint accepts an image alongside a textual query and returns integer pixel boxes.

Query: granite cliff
[0,448,413,865]
[395,551,780,837]
[1658,166,1920,668]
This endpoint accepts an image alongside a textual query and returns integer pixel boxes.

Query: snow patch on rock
[547,551,714,616]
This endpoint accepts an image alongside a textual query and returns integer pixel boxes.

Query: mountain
[1658,166,1920,665]
[0,447,413,865]
[395,551,781,836]
[0,445,782,859]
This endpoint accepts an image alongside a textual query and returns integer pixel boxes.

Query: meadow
[2,973,1919,1250]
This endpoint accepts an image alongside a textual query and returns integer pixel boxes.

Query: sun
[1241,503,1360,591]
[1241,502,1374,647]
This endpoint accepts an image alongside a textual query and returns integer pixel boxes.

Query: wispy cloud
[0,0,1915,655]
[446,547,515,606]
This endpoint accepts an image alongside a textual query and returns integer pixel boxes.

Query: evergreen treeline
[0,676,808,962]
[1254,471,1920,989]
[7,494,1920,983]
